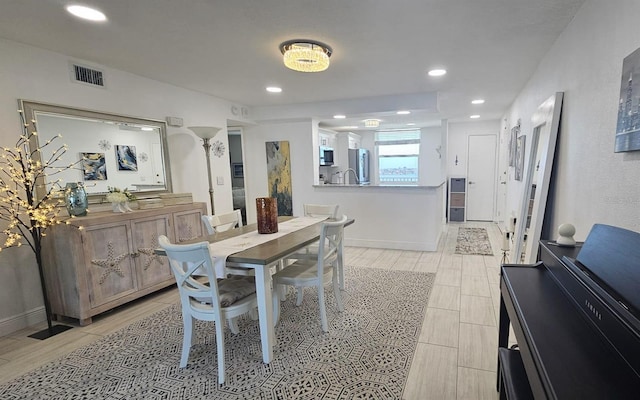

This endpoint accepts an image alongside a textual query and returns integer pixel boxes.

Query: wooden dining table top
[157,216,354,266]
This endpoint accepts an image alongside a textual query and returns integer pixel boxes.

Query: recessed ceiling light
[333,115,346,119]
[470,115,480,119]
[428,69,447,77]
[397,110,411,115]
[140,127,154,131]
[471,99,485,105]
[266,86,282,93]
[406,123,416,126]
[66,5,107,21]
[343,126,359,129]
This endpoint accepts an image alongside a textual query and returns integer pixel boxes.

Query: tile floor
[0,221,505,399]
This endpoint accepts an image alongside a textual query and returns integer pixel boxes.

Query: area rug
[0,266,434,399]
[455,227,494,255]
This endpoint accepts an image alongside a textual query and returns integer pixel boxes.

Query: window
[376,130,420,184]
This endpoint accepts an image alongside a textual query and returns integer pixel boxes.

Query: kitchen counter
[313,181,445,189]
[309,181,445,251]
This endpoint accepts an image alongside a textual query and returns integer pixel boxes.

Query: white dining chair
[202,209,243,235]
[272,215,348,332]
[286,203,345,302]
[158,235,257,384]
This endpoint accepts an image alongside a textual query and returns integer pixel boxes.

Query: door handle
[468,181,475,184]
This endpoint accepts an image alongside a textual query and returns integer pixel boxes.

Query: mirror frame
[19,99,173,202]
[511,92,564,263]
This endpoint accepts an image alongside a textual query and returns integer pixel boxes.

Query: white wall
[502,0,640,240]
[0,38,251,335]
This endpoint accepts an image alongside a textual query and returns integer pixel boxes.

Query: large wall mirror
[20,100,172,202]
[511,92,564,264]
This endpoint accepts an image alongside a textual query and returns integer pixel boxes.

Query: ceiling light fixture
[266,86,282,93]
[470,115,480,119]
[471,99,485,104]
[428,69,447,77]
[66,5,107,21]
[363,119,381,128]
[279,39,332,73]
[397,110,411,115]
[333,115,346,119]
[407,123,416,126]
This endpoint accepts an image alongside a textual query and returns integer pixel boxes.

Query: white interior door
[466,135,497,221]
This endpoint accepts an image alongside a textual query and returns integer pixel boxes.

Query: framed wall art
[615,47,640,152]
[515,135,526,181]
[82,152,107,181]
[115,145,138,171]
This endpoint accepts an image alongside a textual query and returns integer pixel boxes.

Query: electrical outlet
[216,176,224,185]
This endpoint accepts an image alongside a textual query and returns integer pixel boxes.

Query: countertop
[313,181,445,189]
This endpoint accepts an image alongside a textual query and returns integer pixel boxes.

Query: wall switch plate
[216,176,224,185]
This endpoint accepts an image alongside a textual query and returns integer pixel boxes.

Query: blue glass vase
[64,182,88,217]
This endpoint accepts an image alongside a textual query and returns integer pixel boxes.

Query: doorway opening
[228,127,246,225]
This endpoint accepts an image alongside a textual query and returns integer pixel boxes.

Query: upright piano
[498,224,640,399]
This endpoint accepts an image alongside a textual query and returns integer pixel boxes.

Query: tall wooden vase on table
[256,197,278,233]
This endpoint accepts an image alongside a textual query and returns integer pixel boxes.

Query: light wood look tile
[457,367,498,400]
[428,285,461,311]
[458,323,498,372]
[420,308,459,348]
[435,268,462,287]
[413,261,439,273]
[461,274,491,297]
[461,255,486,276]
[439,254,463,271]
[371,249,402,268]
[404,344,458,400]
[460,295,496,326]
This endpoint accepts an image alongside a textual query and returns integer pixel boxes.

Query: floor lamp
[188,126,222,215]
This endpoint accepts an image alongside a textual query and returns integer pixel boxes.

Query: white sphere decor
[557,223,576,246]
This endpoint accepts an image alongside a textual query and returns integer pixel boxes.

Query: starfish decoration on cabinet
[91,242,128,284]
[137,237,164,270]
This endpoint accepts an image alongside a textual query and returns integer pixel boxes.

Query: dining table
[155,215,354,364]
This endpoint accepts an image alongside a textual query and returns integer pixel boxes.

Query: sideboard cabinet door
[82,222,137,308]
[173,208,205,242]
[131,214,173,289]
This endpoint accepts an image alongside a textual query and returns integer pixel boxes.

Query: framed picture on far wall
[615,46,640,152]
[82,152,107,181]
[232,163,243,178]
[509,120,521,167]
[515,135,526,181]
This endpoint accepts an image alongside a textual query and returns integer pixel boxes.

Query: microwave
[319,146,334,166]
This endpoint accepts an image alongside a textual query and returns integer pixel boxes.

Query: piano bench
[498,347,534,400]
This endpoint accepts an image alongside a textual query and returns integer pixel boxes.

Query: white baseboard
[0,307,46,337]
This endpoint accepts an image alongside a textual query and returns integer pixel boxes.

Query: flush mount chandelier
[363,119,381,128]
[279,39,333,72]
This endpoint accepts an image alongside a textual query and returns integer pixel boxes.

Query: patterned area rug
[0,266,434,399]
[455,227,494,255]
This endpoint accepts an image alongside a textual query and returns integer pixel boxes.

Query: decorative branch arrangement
[0,109,79,338]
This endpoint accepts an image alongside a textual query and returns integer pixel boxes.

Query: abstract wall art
[82,152,107,181]
[115,145,138,171]
[615,46,640,152]
[265,141,293,216]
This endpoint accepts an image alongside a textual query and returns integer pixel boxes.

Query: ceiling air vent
[71,63,105,87]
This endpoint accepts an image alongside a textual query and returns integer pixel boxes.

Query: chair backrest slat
[317,215,348,268]
[202,209,243,235]
[304,204,339,219]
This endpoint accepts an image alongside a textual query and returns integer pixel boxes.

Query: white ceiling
[0,0,585,131]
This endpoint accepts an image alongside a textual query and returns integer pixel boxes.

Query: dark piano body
[498,224,640,399]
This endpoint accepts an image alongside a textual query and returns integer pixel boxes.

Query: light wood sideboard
[41,202,207,325]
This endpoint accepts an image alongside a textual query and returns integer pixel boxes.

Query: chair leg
[318,284,329,332]
[296,286,304,306]
[333,270,344,312]
[272,282,281,326]
[228,317,239,335]
[338,245,345,291]
[180,314,194,368]
[215,316,226,385]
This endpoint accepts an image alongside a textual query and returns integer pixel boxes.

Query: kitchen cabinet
[41,202,206,325]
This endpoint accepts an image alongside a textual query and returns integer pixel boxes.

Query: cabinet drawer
[450,193,465,207]
[450,207,465,222]
[450,178,466,192]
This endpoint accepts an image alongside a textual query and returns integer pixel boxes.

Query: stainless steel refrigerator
[348,148,370,184]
